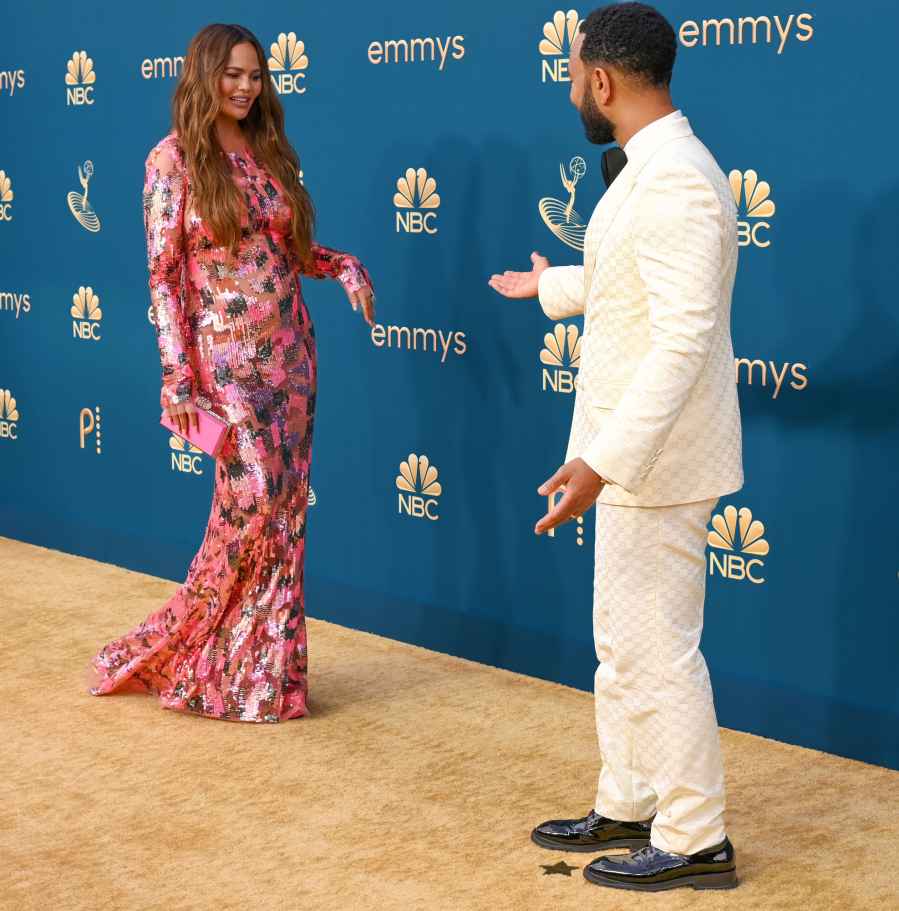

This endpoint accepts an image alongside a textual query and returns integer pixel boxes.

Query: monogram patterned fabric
[538,111,743,508]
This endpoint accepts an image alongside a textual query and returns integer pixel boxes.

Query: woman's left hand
[346,284,375,327]
[336,254,375,327]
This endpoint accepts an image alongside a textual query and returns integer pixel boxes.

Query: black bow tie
[602,147,628,187]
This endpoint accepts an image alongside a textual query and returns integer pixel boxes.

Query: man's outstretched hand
[535,458,606,535]
[488,252,550,299]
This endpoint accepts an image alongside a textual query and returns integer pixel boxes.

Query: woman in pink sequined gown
[87,25,374,722]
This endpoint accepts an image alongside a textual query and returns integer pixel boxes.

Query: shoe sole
[530,829,651,853]
[583,866,738,891]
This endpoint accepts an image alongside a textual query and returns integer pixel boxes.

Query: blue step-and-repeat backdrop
[3,2,897,767]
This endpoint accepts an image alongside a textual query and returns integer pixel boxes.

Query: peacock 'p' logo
[541,323,580,394]
[708,505,769,584]
[396,453,442,520]
[729,169,775,249]
[65,50,96,106]
[539,10,582,83]
[394,168,440,235]
[268,32,308,95]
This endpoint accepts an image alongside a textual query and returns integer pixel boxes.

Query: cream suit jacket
[538,110,743,508]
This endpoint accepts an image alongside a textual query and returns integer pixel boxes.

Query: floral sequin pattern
[87,133,372,722]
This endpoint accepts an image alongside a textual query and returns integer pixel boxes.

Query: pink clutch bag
[160,395,231,458]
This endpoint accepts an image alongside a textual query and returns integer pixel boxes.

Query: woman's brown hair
[171,23,315,266]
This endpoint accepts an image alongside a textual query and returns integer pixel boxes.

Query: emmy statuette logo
[71,286,102,341]
[730,170,775,248]
[0,170,13,222]
[708,505,769,584]
[394,168,440,235]
[268,32,308,95]
[539,157,587,251]
[79,405,102,454]
[65,50,96,106]
[168,434,204,475]
[546,488,585,546]
[396,453,442,520]
[541,323,581,394]
[308,487,317,506]
[68,161,100,232]
[539,9,582,83]
[0,388,20,440]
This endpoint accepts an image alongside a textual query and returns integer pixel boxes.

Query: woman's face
[218,41,262,120]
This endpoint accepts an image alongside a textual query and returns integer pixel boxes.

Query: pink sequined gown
[87,133,371,722]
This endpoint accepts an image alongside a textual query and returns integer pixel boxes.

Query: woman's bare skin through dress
[87,133,371,722]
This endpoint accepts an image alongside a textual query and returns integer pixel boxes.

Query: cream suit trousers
[592,496,726,856]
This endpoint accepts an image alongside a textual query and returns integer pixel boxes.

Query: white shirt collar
[622,109,685,160]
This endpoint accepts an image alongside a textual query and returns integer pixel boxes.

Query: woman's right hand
[164,399,200,437]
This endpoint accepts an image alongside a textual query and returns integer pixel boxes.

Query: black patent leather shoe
[583,836,738,891]
[531,808,653,853]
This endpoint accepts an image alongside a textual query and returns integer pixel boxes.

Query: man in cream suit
[490,3,742,892]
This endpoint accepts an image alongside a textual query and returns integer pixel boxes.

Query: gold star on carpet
[540,860,579,876]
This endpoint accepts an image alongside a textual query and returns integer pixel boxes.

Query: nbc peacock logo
[65,50,96,106]
[394,168,440,235]
[71,285,102,341]
[268,32,308,95]
[0,170,13,222]
[729,169,775,249]
[0,388,20,440]
[540,323,581,394]
[396,453,442,521]
[708,504,769,585]
[539,9,582,83]
[168,433,205,475]
[67,160,100,232]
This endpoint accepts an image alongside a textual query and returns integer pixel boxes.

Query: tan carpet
[3,535,898,911]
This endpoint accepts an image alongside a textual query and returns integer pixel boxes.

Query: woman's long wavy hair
[171,24,315,266]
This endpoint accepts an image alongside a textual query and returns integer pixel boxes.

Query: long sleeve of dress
[299,242,373,295]
[143,143,195,409]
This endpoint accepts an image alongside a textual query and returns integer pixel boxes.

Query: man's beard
[579,90,616,145]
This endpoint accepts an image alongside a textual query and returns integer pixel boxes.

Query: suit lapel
[583,114,695,298]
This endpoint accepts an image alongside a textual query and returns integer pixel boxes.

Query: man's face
[569,33,616,146]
